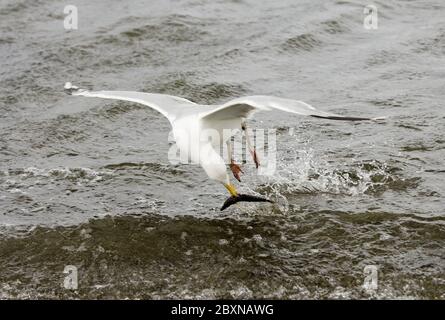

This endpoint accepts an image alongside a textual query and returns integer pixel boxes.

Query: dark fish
[220,194,273,211]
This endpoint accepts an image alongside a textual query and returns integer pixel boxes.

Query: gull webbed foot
[229,161,243,182]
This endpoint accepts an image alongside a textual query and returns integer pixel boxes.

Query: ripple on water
[152,75,248,104]
[281,33,323,52]
[102,162,187,176]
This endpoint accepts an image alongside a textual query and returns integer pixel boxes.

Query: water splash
[255,145,408,199]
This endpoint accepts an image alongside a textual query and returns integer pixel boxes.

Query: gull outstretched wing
[64,82,199,123]
[200,95,381,122]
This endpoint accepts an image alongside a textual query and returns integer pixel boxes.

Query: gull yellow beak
[224,183,238,196]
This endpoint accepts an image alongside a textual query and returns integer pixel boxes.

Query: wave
[281,33,322,52]
[103,162,187,176]
[1,167,113,184]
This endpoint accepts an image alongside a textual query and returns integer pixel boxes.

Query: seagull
[64,82,380,210]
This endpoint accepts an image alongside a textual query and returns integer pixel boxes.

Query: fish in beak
[220,194,273,211]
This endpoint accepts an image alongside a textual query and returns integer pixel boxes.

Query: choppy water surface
[1,0,444,299]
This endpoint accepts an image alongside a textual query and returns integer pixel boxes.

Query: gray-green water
[0,0,444,299]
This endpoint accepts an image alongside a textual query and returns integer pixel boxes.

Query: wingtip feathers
[64,82,86,95]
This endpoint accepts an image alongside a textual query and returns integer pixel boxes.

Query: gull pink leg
[242,122,260,169]
[227,141,243,182]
